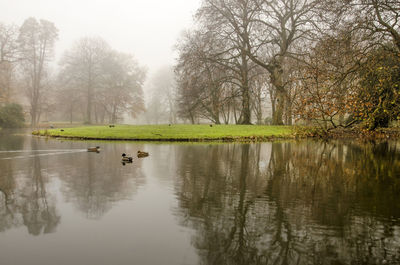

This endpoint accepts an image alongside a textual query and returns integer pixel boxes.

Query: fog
[0,0,200,71]
[0,0,398,127]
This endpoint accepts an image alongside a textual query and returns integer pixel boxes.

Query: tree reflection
[20,141,60,235]
[0,158,17,232]
[174,141,400,264]
[0,129,24,150]
[0,138,60,235]
[59,144,146,219]
[0,136,146,234]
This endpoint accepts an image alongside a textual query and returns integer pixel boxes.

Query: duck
[137,150,149,158]
[122,153,133,162]
[87,146,100,152]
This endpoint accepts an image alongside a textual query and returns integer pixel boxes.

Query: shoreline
[31,134,294,142]
[31,124,294,142]
[31,125,400,142]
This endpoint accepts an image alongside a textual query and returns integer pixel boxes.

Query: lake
[1,130,400,265]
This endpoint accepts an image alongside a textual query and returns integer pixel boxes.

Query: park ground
[32,124,294,141]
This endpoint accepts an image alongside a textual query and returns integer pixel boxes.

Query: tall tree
[245,0,319,125]
[99,51,146,123]
[195,0,258,124]
[0,23,19,103]
[176,30,235,124]
[146,66,177,124]
[17,18,58,127]
[59,37,145,124]
[59,37,109,124]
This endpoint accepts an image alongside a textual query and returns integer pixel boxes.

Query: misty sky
[0,0,200,72]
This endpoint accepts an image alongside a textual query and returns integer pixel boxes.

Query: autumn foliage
[351,48,400,130]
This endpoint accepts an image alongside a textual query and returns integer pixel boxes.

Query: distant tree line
[144,66,177,124]
[0,17,146,127]
[175,0,400,129]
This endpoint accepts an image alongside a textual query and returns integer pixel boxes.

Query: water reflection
[1,131,400,264]
[174,141,400,265]
[0,131,145,235]
[58,144,145,219]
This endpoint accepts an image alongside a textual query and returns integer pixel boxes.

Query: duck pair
[87,147,148,162]
[121,151,149,162]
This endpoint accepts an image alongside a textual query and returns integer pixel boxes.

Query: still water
[1,130,400,265]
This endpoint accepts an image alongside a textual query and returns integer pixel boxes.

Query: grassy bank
[32,124,293,141]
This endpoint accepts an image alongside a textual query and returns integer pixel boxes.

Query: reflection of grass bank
[294,126,400,140]
[32,124,293,141]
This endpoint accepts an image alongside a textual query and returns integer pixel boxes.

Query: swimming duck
[137,150,149,158]
[87,146,100,152]
[122,153,133,162]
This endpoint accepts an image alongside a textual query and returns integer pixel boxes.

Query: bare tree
[194,0,260,124]
[0,23,19,64]
[176,29,245,124]
[59,38,145,124]
[250,69,269,124]
[146,66,177,124]
[17,18,58,127]
[59,37,109,124]
[244,0,319,125]
[177,0,320,125]
[56,69,83,123]
[0,23,19,103]
[99,51,146,123]
[344,0,400,51]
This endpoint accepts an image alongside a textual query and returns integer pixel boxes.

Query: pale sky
[0,0,200,72]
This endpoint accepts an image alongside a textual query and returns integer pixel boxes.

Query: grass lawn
[33,124,294,141]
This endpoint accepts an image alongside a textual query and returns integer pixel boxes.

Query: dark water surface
[1,130,400,265]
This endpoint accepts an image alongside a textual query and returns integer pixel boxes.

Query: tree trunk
[36,111,41,127]
[31,109,37,128]
[111,105,117,124]
[240,53,251,124]
[86,89,92,124]
[273,89,285,125]
[233,101,238,124]
[86,72,93,124]
[285,98,292,125]
[70,105,73,124]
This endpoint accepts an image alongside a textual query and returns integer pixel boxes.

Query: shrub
[0,103,25,128]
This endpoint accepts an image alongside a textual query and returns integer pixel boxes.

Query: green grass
[33,124,294,141]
